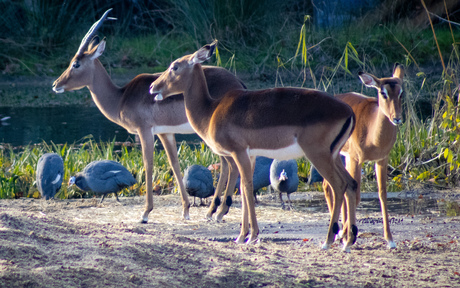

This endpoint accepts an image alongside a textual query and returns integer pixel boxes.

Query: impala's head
[358,63,405,126]
[52,9,116,94]
[149,41,217,101]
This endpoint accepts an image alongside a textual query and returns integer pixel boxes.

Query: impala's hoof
[182,211,191,220]
[246,237,260,245]
[140,217,148,224]
[215,213,225,222]
[321,242,330,250]
[342,244,351,253]
[387,240,397,249]
[216,206,229,222]
[235,235,246,244]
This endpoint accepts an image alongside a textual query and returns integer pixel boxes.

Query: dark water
[0,73,433,147]
[0,106,200,146]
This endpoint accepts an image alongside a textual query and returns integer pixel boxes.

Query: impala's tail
[330,114,355,159]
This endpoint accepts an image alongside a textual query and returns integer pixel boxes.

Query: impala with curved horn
[52,9,245,222]
[323,64,404,249]
[150,41,359,252]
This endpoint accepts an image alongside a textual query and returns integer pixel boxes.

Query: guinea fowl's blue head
[279,169,288,181]
[68,174,89,191]
[68,176,76,186]
[68,175,83,187]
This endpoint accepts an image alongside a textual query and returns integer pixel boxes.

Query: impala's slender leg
[139,129,155,223]
[328,154,358,252]
[157,133,191,220]
[348,159,362,207]
[323,180,346,240]
[148,42,361,251]
[206,156,230,220]
[338,157,362,240]
[235,178,249,244]
[215,157,239,222]
[233,152,259,244]
[322,180,334,214]
[375,158,396,248]
[340,155,358,252]
[306,149,356,251]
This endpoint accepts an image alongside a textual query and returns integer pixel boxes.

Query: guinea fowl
[183,164,215,206]
[36,153,64,200]
[307,165,324,185]
[308,154,346,185]
[270,159,299,210]
[69,160,136,203]
[236,156,273,203]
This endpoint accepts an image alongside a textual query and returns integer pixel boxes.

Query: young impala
[52,9,245,222]
[150,41,359,252]
[323,64,404,249]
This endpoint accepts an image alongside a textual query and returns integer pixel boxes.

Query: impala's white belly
[249,141,304,160]
[151,123,194,135]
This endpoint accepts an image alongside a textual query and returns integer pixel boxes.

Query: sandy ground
[0,191,459,288]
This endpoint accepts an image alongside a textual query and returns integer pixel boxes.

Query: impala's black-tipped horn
[208,40,218,57]
[76,8,117,57]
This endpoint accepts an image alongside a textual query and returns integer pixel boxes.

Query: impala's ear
[358,72,380,88]
[189,40,217,65]
[89,39,106,60]
[87,36,100,51]
[392,63,405,79]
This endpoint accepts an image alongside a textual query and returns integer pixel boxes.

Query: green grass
[1,0,460,195]
[1,1,457,78]
[0,138,221,200]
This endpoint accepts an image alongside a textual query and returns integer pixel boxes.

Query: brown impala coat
[52,9,246,222]
[323,64,404,249]
[150,42,359,252]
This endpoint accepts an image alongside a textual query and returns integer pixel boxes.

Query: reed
[1,1,460,196]
[275,11,460,193]
[1,1,456,78]
[0,138,221,200]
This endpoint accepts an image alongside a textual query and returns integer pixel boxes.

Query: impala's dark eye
[72,61,80,69]
[380,87,388,99]
[171,64,178,72]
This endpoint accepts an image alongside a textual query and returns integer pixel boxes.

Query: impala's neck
[371,105,397,147]
[87,60,122,123]
[182,65,214,134]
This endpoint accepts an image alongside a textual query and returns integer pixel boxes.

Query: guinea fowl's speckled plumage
[235,156,273,201]
[36,153,64,200]
[270,159,299,209]
[183,165,215,205]
[70,160,136,203]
